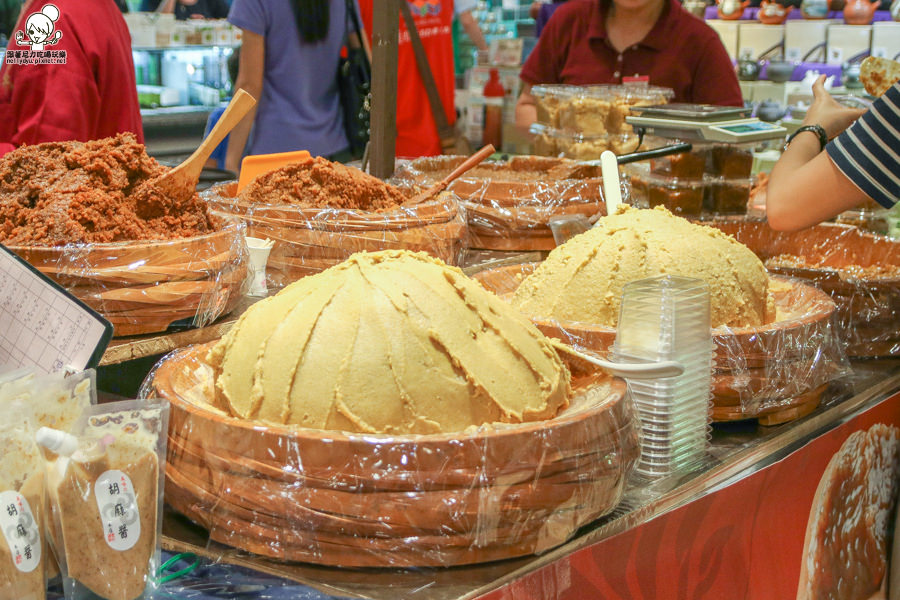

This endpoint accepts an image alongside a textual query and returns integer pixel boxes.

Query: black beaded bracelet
[785,124,828,152]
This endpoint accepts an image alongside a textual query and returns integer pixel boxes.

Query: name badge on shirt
[623,75,651,84]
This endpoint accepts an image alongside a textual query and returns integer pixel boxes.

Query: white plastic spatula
[600,150,623,218]
[549,339,684,380]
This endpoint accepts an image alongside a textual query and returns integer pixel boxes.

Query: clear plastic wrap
[529,122,642,160]
[7,218,250,338]
[470,262,849,425]
[708,219,900,358]
[140,343,640,568]
[202,183,467,289]
[393,156,631,251]
[40,400,169,600]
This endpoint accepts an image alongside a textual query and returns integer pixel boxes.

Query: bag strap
[398,0,456,151]
[344,0,371,74]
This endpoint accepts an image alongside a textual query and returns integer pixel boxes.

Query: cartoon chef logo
[15,4,63,52]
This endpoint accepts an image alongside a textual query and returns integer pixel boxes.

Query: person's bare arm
[515,83,537,131]
[157,0,175,13]
[766,76,867,231]
[458,9,488,52]
[224,30,263,174]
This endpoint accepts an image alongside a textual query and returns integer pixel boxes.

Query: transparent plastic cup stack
[610,275,713,479]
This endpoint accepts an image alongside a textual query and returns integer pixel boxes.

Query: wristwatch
[785,124,828,152]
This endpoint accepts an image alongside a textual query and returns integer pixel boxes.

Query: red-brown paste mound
[0,133,217,246]
[238,156,408,210]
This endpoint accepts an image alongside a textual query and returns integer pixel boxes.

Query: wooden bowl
[8,219,248,337]
[204,182,466,288]
[473,263,839,423]
[704,219,900,357]
[395,156,610,251]
[148,342,640,567]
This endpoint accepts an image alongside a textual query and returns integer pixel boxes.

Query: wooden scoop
[148,89,257,201]
[406,144,495,205]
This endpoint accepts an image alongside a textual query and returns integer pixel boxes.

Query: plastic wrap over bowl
[8,217,249,337]
[142,342,640,567]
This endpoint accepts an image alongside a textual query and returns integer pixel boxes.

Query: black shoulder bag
[338,0,371,159]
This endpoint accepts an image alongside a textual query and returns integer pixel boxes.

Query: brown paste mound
[0,133,216,246]
[238,157,408,210]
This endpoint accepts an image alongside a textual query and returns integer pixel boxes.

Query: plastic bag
[40,400,169,600]
[0,421,46,600]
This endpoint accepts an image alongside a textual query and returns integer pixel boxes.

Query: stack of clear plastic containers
[611,275,713,478]
[625,140,758,216]
[529,84,674,160]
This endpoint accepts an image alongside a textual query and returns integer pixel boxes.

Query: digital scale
[626,104,787,143]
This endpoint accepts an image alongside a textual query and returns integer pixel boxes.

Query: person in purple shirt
[225,0,358,172]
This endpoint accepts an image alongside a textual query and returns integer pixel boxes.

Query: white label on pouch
[94,470,141,551]
[0,490,41,573]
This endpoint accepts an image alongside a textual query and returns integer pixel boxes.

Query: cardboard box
[826,24,871,65]
[784,20,835,62]
[707,20,740,61]
[737,23,785,60]
[871,22,900,61]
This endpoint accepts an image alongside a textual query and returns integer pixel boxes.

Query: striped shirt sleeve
[826,82,900,209]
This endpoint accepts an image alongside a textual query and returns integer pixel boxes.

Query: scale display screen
[714,122,782,133]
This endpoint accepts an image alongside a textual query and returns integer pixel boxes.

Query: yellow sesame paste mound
[512,206,771,329]
[207,250,571,434]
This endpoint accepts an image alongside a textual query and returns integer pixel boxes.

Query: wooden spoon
[406,144,495,205]
[141,89,257,202]
[600,150,623,216]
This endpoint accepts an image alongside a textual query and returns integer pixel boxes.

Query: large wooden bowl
[473,263,840,424]
[394,156,612,251]
[703,219,900,357]
[148,342,640,567]
[204,182,466,288]
[8,219,248,337]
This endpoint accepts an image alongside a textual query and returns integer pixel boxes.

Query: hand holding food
[802,75,866,140]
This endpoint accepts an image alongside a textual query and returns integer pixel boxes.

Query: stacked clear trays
[529,84,674,160]
[611,275,713,478]
[625,140,759,216]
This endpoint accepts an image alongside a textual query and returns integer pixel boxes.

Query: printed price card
[0,244,112,373]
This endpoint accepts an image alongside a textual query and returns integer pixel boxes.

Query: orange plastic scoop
[236,150,312,193]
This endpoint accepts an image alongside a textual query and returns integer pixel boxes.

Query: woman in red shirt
[0,0,143,156]
[516,0,743,128]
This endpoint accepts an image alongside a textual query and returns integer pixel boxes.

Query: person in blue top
[767,75,899,231]
[224,0,358,173]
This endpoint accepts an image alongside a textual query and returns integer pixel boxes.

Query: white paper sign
[93,470,141,552]
[0,490,41,573]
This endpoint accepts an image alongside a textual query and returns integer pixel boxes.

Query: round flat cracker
[860,57,900,98]
[797,424,900,599]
